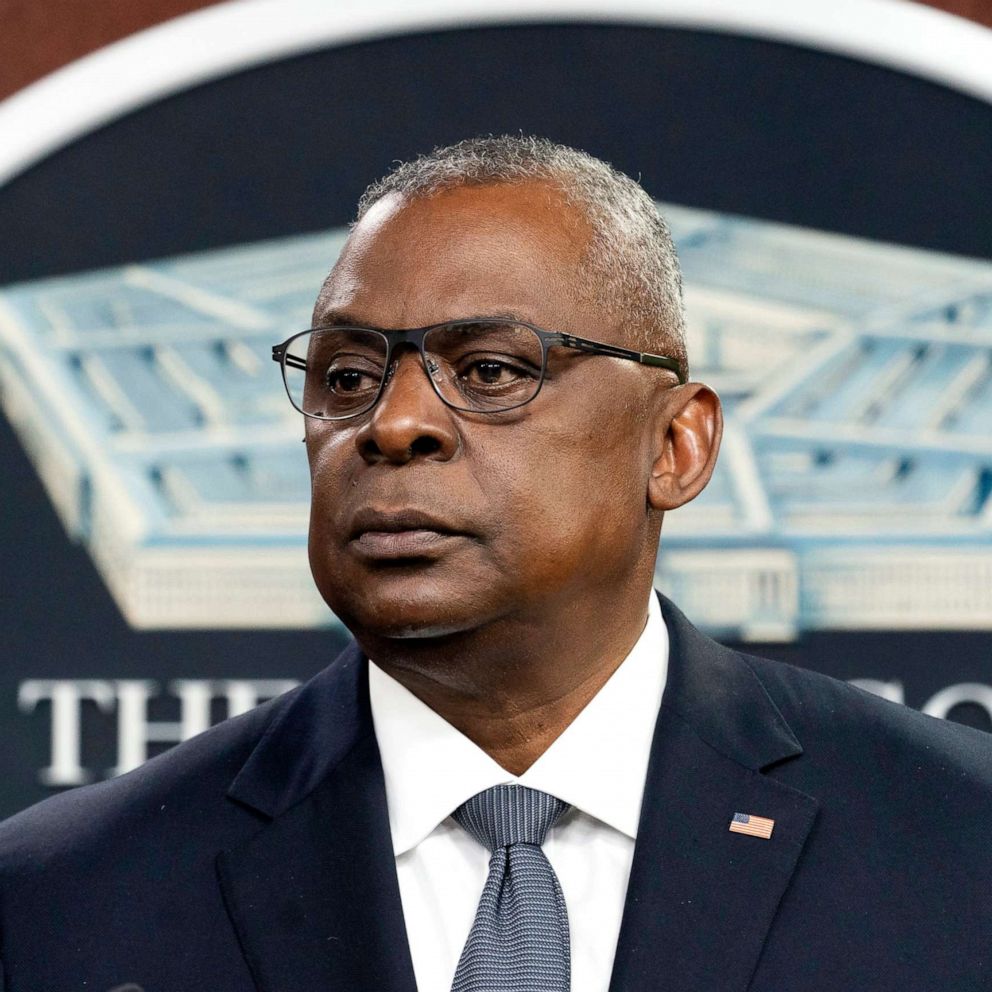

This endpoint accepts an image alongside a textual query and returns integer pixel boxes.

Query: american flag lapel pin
[729,811,775,840]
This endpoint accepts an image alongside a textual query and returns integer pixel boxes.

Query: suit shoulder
[0,684,299,872]
[741,650,992,788]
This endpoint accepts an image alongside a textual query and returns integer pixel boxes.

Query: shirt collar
[368,592,669,855]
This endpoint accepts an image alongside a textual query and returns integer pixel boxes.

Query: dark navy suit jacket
[1,594,991,991]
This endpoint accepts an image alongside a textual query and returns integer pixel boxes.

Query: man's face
[307,181,670,641]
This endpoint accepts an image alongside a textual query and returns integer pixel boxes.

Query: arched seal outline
[0,0,991,188]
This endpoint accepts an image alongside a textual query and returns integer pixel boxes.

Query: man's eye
[461,358,532,386]
[324,367,379,393]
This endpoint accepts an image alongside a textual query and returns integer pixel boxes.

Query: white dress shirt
[368,592,669,992]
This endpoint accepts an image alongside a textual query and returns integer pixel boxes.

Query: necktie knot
[452,783,570,852]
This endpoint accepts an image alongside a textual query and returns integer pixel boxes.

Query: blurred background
[0,0,990,817]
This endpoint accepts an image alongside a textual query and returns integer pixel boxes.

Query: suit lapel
[216,597,817,992]
[216,644,417,992]
[608,596,819,992]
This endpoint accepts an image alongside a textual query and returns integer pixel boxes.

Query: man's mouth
[348,508,470,559]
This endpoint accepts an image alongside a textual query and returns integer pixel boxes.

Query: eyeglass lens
[283,322,546,418]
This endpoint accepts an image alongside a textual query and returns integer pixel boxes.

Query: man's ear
[647,383,723,511]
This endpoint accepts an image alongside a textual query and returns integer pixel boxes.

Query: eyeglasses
[271,318,685,421]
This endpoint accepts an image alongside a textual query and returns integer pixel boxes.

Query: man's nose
[355,348,460,464]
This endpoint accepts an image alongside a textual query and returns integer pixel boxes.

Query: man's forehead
[350,181,592,258]
[315,180,598,329]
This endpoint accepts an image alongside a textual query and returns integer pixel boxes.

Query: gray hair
[354,135,688,379]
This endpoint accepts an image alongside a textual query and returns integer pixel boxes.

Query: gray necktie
[450,783,572,991]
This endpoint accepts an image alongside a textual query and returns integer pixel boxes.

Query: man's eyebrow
[312,310,535,329]
[455,311,532,325]
[313,311,371,328]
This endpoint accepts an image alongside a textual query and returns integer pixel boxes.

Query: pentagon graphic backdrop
[0,2,990,817]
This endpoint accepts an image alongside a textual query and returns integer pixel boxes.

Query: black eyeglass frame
[271,318,687,421]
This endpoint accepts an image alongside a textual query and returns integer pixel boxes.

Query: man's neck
[360,586,653,775]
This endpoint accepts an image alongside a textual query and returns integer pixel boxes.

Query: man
[1,136,990,992]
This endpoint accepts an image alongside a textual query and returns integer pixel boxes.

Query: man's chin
[367,616,476,639]
[350,604,490,643]
[321,573,499,643]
